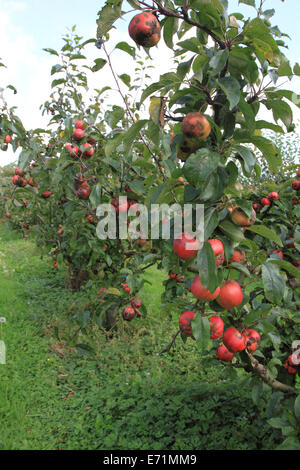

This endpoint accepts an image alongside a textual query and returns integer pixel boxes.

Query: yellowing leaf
[149,97,167,128]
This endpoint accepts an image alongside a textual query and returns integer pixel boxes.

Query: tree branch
[248,353,295,395]
[138,0,226,49]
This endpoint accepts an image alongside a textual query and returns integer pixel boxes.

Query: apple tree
[2,0,300,447]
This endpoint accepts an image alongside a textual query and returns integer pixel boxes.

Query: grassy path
[0,225,278,450]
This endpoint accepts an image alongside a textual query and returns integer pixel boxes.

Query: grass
[0,224,280,450]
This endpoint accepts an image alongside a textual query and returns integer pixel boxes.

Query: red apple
[173,233,200,260]
[209,315,224,340]
[217,280,243,310]
[122,307,136,321]
[65,143,79,157]
[179,311,195,337]
[75,120,85,130]
[261,197,271,207]
[73,128,85,141]
[242,329,261,353]
[190,274,220,301]
[131,298,142,309]
[128,12,161,48]
[223,328,246,353]
[229,249,246,264]
[182,112,211,140]
[231,207,256,226]
[41,191,52,198]
[169,271,177,280]
[268,192,279,201]
[82,143,94,159]
[284,360,298,375]
[208,238,224,266]
[217,344,234,362]
[76,186,91,200]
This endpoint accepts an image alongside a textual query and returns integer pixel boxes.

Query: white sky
[1,0,300,166]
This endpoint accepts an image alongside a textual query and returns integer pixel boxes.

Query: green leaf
[276,438,300,450]
[196,242,219,293]
[239,0,255,6]
[217,76,240,110]
[105,133,124,158]
[295,394,300,421]
[115,41,135,58]
[123,119,148,154]
[262,262,285,305]
[92,58,107,72]
[265,100,293,131]
[89,184,102,207]
[209,49,229,76]
[70,54,86,61]
[239,97,255,133]
[229,262,251,277]
[255,120,284,134]
[268,417,287,429]
[204,208,219,239]
[51,78,66,88]
[43,48,59,56]
[51,64,64,75]
[18,150,33,171]
[163,17,178,49]
[191,314,211,350]
[183,148,220,188]
[128,180,145,195]
[233,144,256,175]
[219,220,245,242]
[268,259,300,280]
[246,225,283,247]
[104,106,125,128]
[177,38,201,54]
[140,73,180,104]
[294,63,300,76]
[119,73,131,87]
[234,134,281,172]
[97,2,123,38]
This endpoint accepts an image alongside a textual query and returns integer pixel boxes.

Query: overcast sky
[1,0,300,165]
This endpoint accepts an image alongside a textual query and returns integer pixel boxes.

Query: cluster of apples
[169,112,211,162]
[12,166,52,199]
[121,282,131,294]
[173,233,246,308]
[1,133,13,151]
[284,351,300,375]
[128,13,211,163]
[173,231,260,361]
[169,271,185,283]
[12,168,27,188]
[111,198,139,214]
[122,298,143,322]
[65,121,95,161]
[253,191,279,213]
[173,232,245,270]
[73,172,91,201]
[179,311,261,362]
